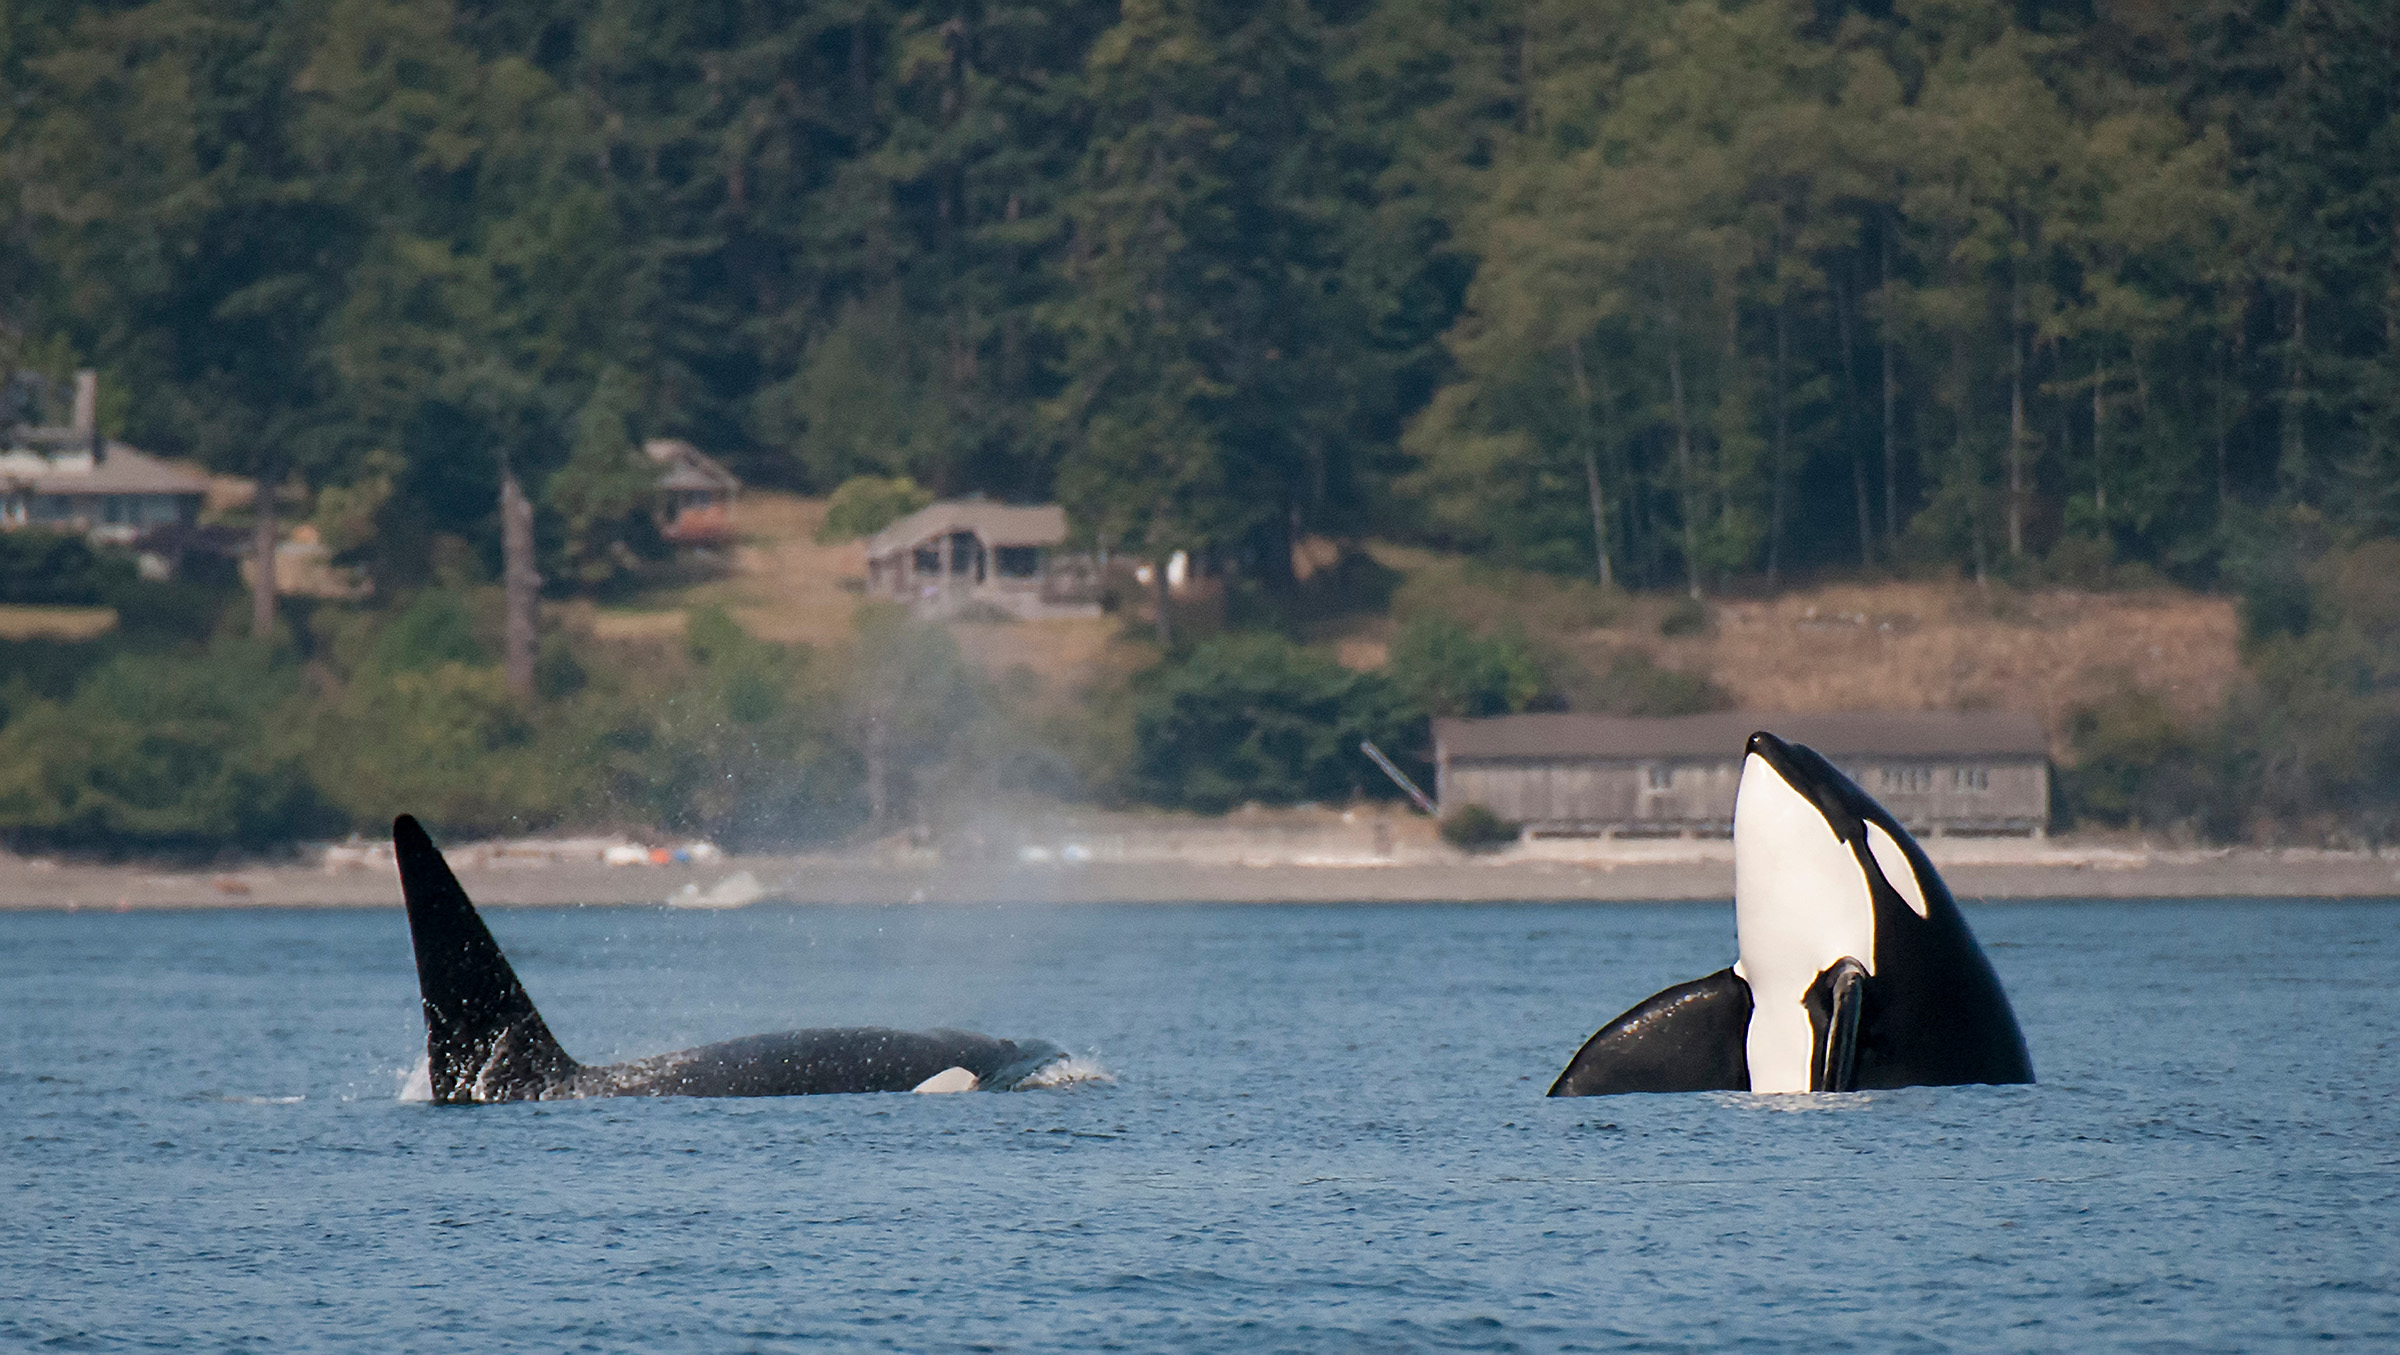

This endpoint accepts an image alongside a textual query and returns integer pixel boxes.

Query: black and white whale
[1549,732,2033,1096]
[394,815,1071,1103]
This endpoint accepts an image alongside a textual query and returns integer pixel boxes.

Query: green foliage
[1439,802,1516,851]
[1385,615,1543,718]
[373,590,486,673]
[1130,634,1411,811]
[2063,691,2215,832]
[1575,650,1727,718]
[545,369,665,587]
[817,476,935,544]
[0,533,135,605]
[0,643,334,849]
[2220,541,2400,843]
[1658,597,1710,638]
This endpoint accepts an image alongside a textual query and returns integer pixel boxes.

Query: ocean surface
[4,896,2396,1351]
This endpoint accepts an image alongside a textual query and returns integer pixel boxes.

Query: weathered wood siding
[1440,756,2047,836]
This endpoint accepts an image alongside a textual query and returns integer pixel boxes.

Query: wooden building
[1432,710,2051,838]
[863,500,1100,619]
[644,438,740,547]
[2,372,209,541]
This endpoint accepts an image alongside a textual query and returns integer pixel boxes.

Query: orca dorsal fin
[395,815,578,1104]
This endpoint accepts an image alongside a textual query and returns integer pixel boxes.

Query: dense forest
[3,0,2398,848]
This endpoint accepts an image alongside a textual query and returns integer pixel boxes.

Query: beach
[8,829,2397,908]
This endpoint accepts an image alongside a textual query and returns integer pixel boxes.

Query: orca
[1549,732,2033,1097]
[393,815,1070,1104]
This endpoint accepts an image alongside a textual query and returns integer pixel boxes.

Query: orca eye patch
[1863,820,1928,918]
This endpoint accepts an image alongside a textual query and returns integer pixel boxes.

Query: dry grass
[603,492,864,650]
[1358,547,2238,756]
[609,502,2238,760]
[0,605,117,641]
[951,617,1124,686]
[607,492,1135,690]
[1681,582,2238,755]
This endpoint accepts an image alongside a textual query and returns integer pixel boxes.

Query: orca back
[395,815,578,1103]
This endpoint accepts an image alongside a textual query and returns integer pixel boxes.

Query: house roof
[643,439,740,493]
[866,501,1070,556]
[1433,710,2050,762]
[0,442,214,496]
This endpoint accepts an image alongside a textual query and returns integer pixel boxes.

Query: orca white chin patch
[911,1066,980,1094]
[1733,751,1874,1093]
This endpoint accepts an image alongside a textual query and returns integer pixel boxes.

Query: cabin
[1432,710,2051,838]
[1,372,210,543]
[862,500,1101,620]
[644,438,741,547]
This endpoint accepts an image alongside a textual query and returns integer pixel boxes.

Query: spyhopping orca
[1549,732,2033,1096]
[394,815,1069,1104]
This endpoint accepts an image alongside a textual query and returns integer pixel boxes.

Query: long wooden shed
[1431,710,2050,838]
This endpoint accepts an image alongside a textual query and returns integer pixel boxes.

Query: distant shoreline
[5,840,2398,910]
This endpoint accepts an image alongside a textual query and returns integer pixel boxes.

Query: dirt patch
[0,605,117,641]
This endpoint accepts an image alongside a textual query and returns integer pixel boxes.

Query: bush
[0,532,136,605]
[1386,614,1544,717]
[817,475,933,543]
[0,642,335,849]
[1129,633,1414,811]
[1659,595,1710,636]
[1439,802,1517,850]
[2063,690,2216,832]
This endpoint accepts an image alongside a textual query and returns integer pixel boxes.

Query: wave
[1016,1053,1115,1090]
[397,1054,432,1103]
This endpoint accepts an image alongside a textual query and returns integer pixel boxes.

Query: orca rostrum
[394,815,1069,1104]
[1549,732,2033,1097]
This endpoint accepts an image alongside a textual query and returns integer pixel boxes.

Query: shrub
[1386,614,1544,717]
[1659,595,1710,636]
[817,475,933,543]
[1130,633,1414,811]
[0,642,335,849]
[2063,690,2215,832]
[1439,802,1517,850]
[0,531,136,605]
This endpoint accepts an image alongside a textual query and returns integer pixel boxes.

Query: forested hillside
[2,0,2398,849]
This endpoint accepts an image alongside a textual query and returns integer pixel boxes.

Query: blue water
[4,898,2396,1351]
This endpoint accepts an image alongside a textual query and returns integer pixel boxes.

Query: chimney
[72,371,97,436]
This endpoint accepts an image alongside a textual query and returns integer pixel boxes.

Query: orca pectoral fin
[1548,968,1752,1097]
[395,814,578,1104]
[1805,957,1867,1093]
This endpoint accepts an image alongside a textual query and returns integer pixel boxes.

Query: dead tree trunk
[501,469,540,700]
[250,475,278,641]
[1152,554,1175,648]
[1567,336,1613,588]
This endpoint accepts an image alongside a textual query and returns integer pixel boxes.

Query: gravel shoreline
[6,842,2398,909]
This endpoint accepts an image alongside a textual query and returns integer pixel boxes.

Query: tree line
[1,0,2391,593]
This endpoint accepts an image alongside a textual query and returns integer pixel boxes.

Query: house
[862,500,1101,620]
[1432,710,2051,838]
[1,371,210,542]
[644,438,740,547]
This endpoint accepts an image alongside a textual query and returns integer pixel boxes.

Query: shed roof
[866,501,1070,556]
[0,442,213,496]
[1433,710,2049,762]
[643,439,740,493]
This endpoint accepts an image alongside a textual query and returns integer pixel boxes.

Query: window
[1951,766,1990,792]
[995,545,1041,578]
[913,545,942,574]
[1644,764,1673,791]
[1878,766,1932,794]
